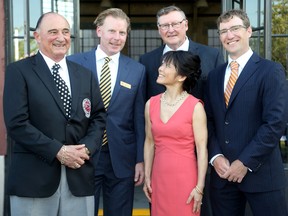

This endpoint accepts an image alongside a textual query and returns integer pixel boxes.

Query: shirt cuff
[210,154,223,166]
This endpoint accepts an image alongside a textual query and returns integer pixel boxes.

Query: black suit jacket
[4,52,106,197]
[139,38,224,100]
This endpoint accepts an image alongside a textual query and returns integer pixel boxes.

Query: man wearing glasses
[205,9,288,216]
[139,5,224,216]
[139,5,224,101]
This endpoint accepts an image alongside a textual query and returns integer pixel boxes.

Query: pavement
[98,186,150,216]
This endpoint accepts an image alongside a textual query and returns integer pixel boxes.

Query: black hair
[161,51,201,92]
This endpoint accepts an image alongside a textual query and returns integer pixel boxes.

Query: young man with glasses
[205,9,288,216]
[140,5,224,101]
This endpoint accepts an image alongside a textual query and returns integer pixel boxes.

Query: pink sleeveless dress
[150,94,201,216]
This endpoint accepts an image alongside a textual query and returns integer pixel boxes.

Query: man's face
[157,11,188,50]
[97,16,128,56]
[34,13,71,62]
[219,16,252,59]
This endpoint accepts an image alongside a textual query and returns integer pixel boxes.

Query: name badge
[120,81,131,89]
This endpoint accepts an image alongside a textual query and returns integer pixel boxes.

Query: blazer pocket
[119,80,137,94]
[122,135,136,144]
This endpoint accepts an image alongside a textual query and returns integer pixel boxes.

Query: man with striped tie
[68,8,146,216]
[205,9,288,216]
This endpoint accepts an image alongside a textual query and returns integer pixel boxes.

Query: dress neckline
[159,94,190,124]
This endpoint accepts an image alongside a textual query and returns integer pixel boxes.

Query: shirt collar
[163,37,189,54]
[96,45,120,63]
[228,48,253,69]
[39,51,67,71]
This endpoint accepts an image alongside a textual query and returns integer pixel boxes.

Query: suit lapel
[32,53,67,117]
[228,52,260,108]
[216,64,228,110]
[188,39,199,55]
[109,54,130,108]
[84,49,98,79]
[67,60,81,118]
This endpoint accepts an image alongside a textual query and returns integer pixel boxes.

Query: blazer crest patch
[82,98,91,118]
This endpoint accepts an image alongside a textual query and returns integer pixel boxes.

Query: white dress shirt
[95,45,120,95]
[40,51,72,95]
[163,36,189,54]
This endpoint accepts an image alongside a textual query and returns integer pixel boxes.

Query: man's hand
[134,162,144,186]
[213,155,230,178]
[56,144,90,169]
[222,159,248,183]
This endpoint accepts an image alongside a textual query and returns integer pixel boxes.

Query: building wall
[0,0,6,156]
[79,1,222,47]
[0,0,5,215]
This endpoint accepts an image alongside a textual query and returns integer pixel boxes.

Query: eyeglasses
[218,25,247,36]
[158,19,186,31]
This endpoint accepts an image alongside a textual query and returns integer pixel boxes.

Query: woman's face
[157,61,185,87]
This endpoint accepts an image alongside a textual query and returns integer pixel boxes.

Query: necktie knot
[104,57,111,64]
[230,61,239,74]
[52,63,61,73]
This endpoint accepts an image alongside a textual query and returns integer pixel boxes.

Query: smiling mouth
[54,44,66,47]
[227,40,238,45]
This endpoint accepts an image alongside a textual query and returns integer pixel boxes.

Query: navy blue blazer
[68,48,146,178]
[205,52,288,192]
[4,52,106,197]
[139,38,224,100]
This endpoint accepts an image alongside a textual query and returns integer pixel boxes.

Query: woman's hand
[186,187,203,213]
[143,178,152,202]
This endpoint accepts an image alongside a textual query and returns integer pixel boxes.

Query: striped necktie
[224,61,239,107]
[99,57,111,145]
[100,57,112,109]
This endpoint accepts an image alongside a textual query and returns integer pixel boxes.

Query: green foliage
[272,0,288,74]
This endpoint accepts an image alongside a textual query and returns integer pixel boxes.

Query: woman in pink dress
[143,51,208,216]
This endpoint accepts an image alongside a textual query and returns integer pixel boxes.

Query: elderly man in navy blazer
[140,5,224,101]
[68,8,146,216]
[3,12,106,216]
[205,9,288,216]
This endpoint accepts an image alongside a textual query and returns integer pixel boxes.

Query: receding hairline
[35,12,69,32]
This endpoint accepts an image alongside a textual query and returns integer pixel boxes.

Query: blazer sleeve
[134,64,147,163]
[204,69,224,161]
[238,62,288,171]
[3,60,63,163]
